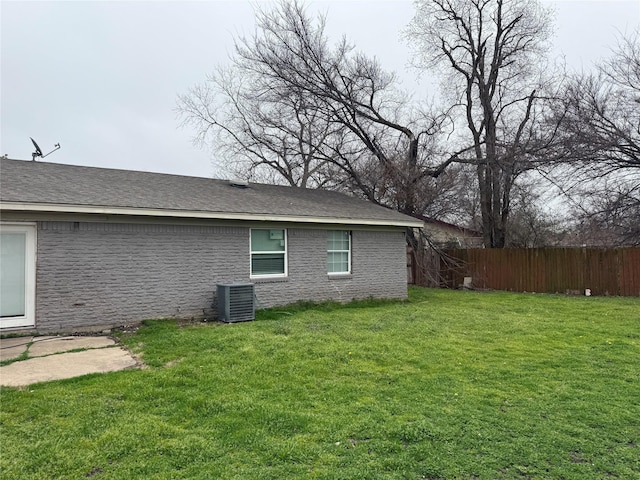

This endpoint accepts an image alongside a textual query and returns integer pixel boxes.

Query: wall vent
[217,283,255,323]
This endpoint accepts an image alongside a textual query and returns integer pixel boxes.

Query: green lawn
[1,288,639,479]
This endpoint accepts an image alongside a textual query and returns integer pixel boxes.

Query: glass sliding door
[0,224,36,329]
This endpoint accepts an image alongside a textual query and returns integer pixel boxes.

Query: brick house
[0,158,421,333]
[419,216,483,249]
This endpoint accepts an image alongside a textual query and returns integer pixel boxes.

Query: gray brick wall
[34,221,407,332]
[254,228,407,307]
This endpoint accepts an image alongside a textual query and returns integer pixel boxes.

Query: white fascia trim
[0,202,424,228]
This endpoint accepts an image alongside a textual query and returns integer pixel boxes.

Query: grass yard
[1,288,639,479]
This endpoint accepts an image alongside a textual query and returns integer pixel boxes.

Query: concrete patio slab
[0,336,33,362]
[1,334,141,388]
[28,336,116,357]
[0,347,138,387]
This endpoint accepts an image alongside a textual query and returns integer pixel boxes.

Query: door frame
[0,222,36,329]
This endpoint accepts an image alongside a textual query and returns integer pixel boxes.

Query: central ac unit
[217,283,255,323]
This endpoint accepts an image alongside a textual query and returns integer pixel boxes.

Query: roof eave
[0,202,424,228]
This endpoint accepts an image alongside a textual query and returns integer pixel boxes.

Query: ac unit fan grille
[217,283,255,322]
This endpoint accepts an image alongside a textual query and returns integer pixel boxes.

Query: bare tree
[178,1,453,216]
[407,0,561,247]
[559,46,640,171]
[178,62,341,188]
[553,30,640,245]
[503,177,565,247]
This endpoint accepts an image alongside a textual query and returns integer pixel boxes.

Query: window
[250,229,287,277]
[327,230,351,274]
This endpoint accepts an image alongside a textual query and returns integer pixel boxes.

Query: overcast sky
[2,0,639,179]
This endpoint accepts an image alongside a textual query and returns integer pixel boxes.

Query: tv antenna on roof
[30,137,61,161]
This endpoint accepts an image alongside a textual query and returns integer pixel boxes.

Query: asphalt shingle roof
[0,158,420,227]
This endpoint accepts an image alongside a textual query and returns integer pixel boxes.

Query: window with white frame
[327,230,351,274]
[250,228,287,277]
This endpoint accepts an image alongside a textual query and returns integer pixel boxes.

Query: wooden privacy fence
[435,247,640,296]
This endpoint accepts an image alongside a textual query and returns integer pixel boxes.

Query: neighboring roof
[0,158,422,228]
[412,213,482,237]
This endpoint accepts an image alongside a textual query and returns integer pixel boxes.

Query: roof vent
[229,178,249,188]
